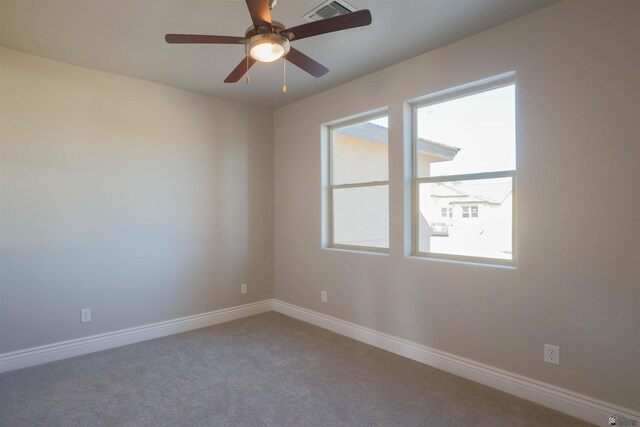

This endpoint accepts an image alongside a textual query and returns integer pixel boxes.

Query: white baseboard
[273,299,638,426]
[0,299,273,374]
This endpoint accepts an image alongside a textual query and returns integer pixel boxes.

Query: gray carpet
[0,312,590,426]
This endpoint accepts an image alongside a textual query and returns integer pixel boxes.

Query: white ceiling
[0,0,558,108]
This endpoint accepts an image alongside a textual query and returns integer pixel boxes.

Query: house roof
[430,182,512,205]
[336,122,460,161]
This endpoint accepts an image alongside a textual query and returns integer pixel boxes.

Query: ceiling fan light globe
[250,43,284,62]
[247,33,290,63]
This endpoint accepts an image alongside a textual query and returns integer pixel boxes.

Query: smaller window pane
[332,117,388,185]
[333,185,389,249]
[418,177,513,260]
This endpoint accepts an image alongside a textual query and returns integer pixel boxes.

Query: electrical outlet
[321,291,327,303]
[240,283,247,295]
[80,308,91,323]
[544,344,560,365]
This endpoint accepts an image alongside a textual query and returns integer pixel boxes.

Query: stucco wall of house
[331,131,389,247]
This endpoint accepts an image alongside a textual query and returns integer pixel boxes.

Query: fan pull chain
[282,55,287,93]
[245,44,250,85]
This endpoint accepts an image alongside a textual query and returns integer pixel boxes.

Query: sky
[368,84,516,177]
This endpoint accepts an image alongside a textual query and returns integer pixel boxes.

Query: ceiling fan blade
[165,34,245,44]
[224,56,257,83]
[286,47,329,78]
[284,9,371,41]
[245,0,272,31]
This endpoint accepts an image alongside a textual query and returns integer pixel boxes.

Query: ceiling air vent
[302,0,357,22]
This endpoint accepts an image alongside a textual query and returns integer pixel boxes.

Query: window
[412,77,516,265]
[328,113,389,252]
[441,207,453,218]
[440,207,453,218]
[462,205,479,218]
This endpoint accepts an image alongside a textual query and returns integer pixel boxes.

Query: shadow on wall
[0,48,274,353]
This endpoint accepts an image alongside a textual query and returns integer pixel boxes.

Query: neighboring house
[334,121,512,259]
[421,181,513,259]
[332,122,454,247]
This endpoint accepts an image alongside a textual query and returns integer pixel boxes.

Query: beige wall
[0,47,274,353]
[274,0,640,411]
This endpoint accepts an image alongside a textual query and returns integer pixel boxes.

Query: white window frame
[327,112,389,254]
[411,75,517,266]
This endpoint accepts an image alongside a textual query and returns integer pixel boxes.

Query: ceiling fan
[165,0,372,85]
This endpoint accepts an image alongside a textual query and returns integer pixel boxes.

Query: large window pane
[418,177,513,260]
[332,117,388,185]
[416,85,515,178]
[333,185,389,248]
